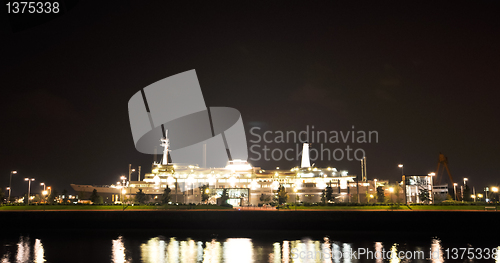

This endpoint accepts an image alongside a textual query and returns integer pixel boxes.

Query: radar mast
[160,130,170,165]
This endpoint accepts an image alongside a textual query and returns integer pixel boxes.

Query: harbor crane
[435,153,459,201]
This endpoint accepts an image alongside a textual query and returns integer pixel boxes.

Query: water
[0,230,498,263]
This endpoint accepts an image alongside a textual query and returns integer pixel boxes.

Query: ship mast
[160,130,170,165]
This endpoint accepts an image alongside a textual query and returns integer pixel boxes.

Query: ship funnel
[301,143,311,168]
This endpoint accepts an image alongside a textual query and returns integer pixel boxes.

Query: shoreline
[0,209,498,212]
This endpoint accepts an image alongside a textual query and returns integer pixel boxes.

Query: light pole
[492,187,499,203]
[398,165,404,203]
[128,164,136,182]
[121,188,127,208]
[116,181,121,203]
[398,164,404,176]
[175,175,178,203]
[389,187,394,203]
[453,183,458,201]
[5,187,10,203]
[40,183,46,203]
[24,178,35,205]
[462,178,468,202]
[128,169,135,196]
[120,176,127,203]
[8,170,17,203]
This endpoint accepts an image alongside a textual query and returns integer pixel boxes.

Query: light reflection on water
[113,236,130,263]
[430,239,444,263]
[374,242,383,263]
[0,237,45,263]
[0,235,498,263]
[389,244,399,263]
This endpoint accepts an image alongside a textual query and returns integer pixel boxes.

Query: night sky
[2,1,499,195]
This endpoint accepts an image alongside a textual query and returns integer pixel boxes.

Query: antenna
[160,130,170,165]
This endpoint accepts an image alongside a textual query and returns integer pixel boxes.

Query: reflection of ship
[72,132,364,206]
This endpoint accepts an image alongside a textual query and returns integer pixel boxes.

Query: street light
[24,178,35,205]
[471,194,476,202]
[120,176,127,203]
[8,170,17,203]
[40,183,46,203]
[398,164,404,176]
[129,168,136,181]
[5,187,10,202]
[389,187,394,203]
[453,183,458,201]
[128,164,136,181]
[462,178,468,202]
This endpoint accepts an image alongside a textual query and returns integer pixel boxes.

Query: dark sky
[1,1,499,195]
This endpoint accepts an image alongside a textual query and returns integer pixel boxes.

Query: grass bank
[0,204,232,211]
[281,204,497,211]
[1,204,496,211]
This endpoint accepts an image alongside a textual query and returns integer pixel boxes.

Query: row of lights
[471,187,499,201]
[6,170,51,204]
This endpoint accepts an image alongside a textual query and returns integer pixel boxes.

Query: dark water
[0,230,498,263]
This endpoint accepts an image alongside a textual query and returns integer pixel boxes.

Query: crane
[435,153,459,201]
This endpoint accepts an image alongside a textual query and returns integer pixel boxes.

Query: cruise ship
[72,133,375,206]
